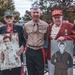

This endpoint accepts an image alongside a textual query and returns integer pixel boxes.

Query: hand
[16,46,24,56]
[24,47,27,56]
[57,36,65,42]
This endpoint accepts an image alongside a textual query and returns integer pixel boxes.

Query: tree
[23,0,75,23]
[23,10,31,22]
[0,0,20,24]
[14,11,20,21]
[38,0,75,23]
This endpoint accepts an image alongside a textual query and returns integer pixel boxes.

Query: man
[47,9,75,75]
[51,42,73,75]
[24,7,49,75]
[1,35,21,70]
[0,10,26,75]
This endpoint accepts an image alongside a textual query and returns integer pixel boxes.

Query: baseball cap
[4,10,14,17]
[52,9,63,16]
[58,42,66,48]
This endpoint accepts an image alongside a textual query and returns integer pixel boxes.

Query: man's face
[4,16,14,25]
[52,15,63,26]
[31,9,41,22]
[59,44,65,53]
[4,38,11,48]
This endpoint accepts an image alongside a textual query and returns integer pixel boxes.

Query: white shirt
[51,24,61,39]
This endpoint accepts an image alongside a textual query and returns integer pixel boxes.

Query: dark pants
[26,48,44,75]
[0,67,21,75]
[54,69,67,75]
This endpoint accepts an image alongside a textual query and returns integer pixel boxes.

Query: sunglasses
[5,16,13,19]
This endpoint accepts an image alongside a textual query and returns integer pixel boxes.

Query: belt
[2,66,21,71]
[28,44,43,47]
[27,44,43,50]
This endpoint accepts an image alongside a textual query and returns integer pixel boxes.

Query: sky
[14,0,36,17]
[14,0,75,17]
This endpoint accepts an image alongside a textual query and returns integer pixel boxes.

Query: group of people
[0,7,75,75]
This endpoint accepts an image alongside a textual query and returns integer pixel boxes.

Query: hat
[58,42,66,48]
[4,10,14,17]
[52,10,62,16]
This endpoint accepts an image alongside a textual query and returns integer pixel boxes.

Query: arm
[63,23,75,41]
[57,23,75,42]
[51,53,57,65]
[44,26,49,40]
[68,54,73,68]
[1,51,5,63]
[24,25,28,40]
[44,26,49,49]
[20,26,26,47]
[18,26,26,62]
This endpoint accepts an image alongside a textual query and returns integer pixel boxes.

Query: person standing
[47,9,75,75]
[24,7,49,75]
[0,10,26,75]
